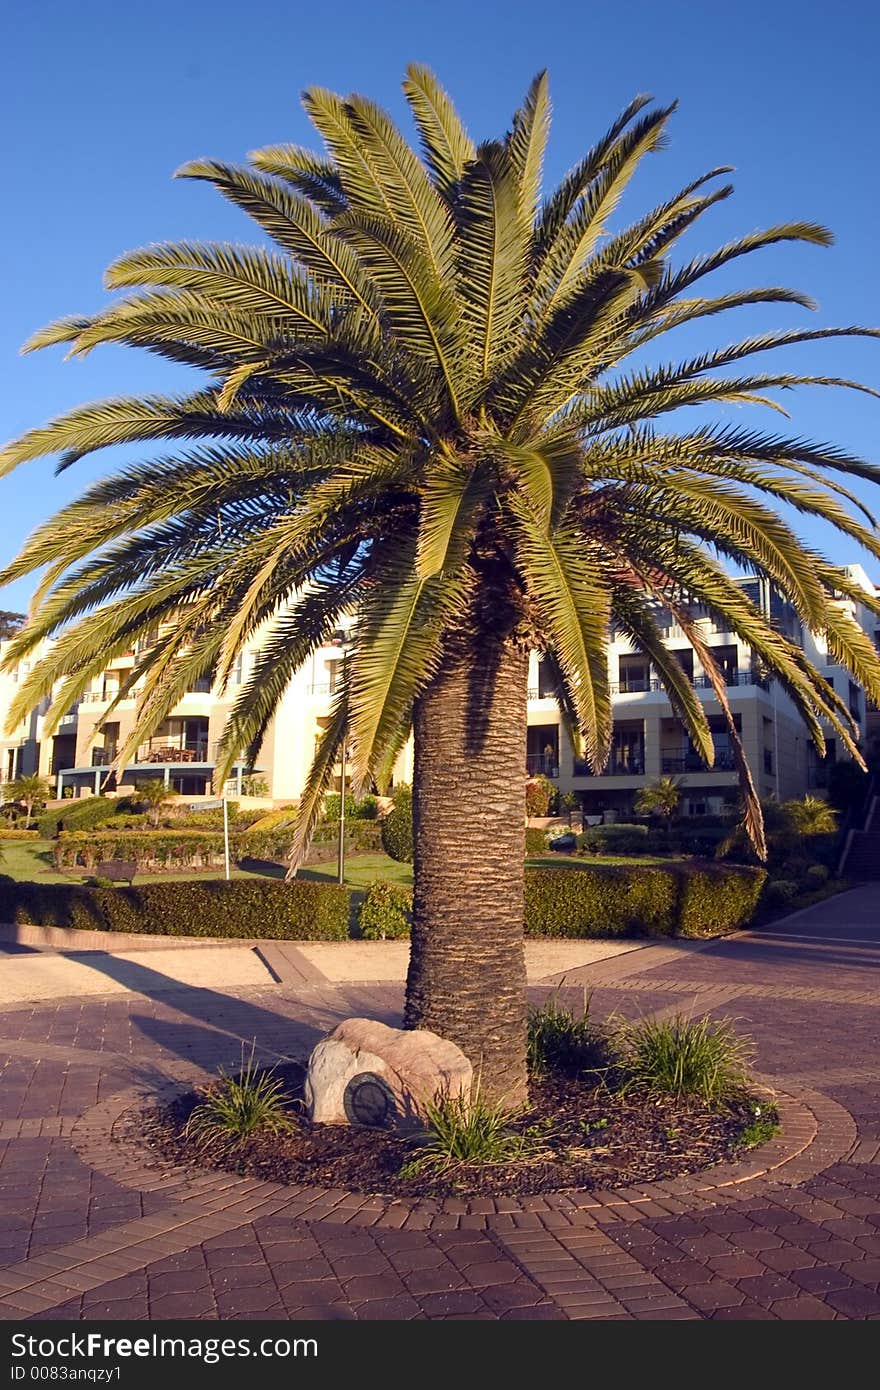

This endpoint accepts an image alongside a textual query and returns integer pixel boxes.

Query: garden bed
[137,1061,777,1200]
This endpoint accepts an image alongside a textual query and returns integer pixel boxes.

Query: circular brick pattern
[69,1074,857,1236]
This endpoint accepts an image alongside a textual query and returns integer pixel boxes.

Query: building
[527,565,879,819]
[2,565,878,812]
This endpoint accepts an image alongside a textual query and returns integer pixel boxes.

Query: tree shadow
[62,950,398,1089]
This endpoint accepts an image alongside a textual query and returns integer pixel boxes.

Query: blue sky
[2,0,879,611]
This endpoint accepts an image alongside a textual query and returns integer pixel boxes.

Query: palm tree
[3,774,51,826]
[2,69,879,1101]
[135,778,170,828]
[634,775,682,831]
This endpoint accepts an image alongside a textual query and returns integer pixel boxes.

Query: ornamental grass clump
[400,1088,539,1178]
[618,1013,753,1104]
[183,1046,298,1151]
[526,990,610,1077]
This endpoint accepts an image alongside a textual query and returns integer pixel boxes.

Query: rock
[303,1018,472,1130]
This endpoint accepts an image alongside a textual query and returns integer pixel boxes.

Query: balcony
[573,757,645,777]
[661,752,737,774]
[136,739,210,764]
[610,672,768,696]
[526,754,558,777]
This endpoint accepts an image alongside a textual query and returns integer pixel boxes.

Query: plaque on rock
[343,1072,395,1128]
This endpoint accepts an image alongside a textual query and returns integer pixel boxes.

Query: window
[849,679,861,721]
[672,648,694,681]
[618,654,650,693]
[537,658,557,699]
[232,652,245,685]
[763,748,774,775]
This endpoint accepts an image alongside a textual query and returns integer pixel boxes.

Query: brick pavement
[0,884,878,1320]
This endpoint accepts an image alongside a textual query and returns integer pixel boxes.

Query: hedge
[525,827,546,857]
[347,862,765,942]
[0,878,348,940]
[0,829,39,840]
[525,863,765,938]
[51,820,384,872]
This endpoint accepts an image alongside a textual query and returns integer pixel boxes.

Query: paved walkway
[0,887,877,1321]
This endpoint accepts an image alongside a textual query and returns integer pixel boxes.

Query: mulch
[135,1062,771,1200]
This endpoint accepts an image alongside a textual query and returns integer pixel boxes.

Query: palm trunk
[403,629,528,1108]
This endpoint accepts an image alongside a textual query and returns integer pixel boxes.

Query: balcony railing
[661,752,737,774]
[610,671,768,696]
[308,682,341,696]
[136,740,210,764]
[526,754,558,777]
[573,757,645,777]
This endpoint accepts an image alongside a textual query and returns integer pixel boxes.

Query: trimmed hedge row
[524,863,765,938]
[0,878,348,940]
[53,821,384,870]
[0,829,39,840]
[349,863,764,940]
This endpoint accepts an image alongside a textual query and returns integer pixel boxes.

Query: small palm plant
[782,795,837,836]
[183,1046,298,1151]
[135,777,170,828]
[3,774,51,826]
[634,775,682,832]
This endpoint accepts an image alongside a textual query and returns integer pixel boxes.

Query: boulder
[304,1017,472,1130]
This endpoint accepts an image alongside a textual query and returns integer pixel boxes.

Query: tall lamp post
[336,639,352,886]
[337,734,348,886]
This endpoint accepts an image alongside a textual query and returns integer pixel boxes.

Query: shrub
[525,827,546,857]
[578,823,650,856]
[524,862,765,938]
[311,820,383,854]
[544,825,576,851]
[618,1014,753,1103]
[525,775,554,818]
[246,806,296,834]
[400,1089,536,1178]
[380,785,413,863]
[56,797,124,834]
[358,880,412,939]
[184,1046,297,1150]
[527,993,609,1077]
[805,863,830,887]
[322,793,357,822]
[0,828,39,839]
[0,878,349,940]
[319,791,379,822]
[764,878,798,906]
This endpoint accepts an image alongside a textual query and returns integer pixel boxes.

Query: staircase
[839,791,880,880]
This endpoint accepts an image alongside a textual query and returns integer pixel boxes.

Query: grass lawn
[2,840,680,890]
[298,853,414,888]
